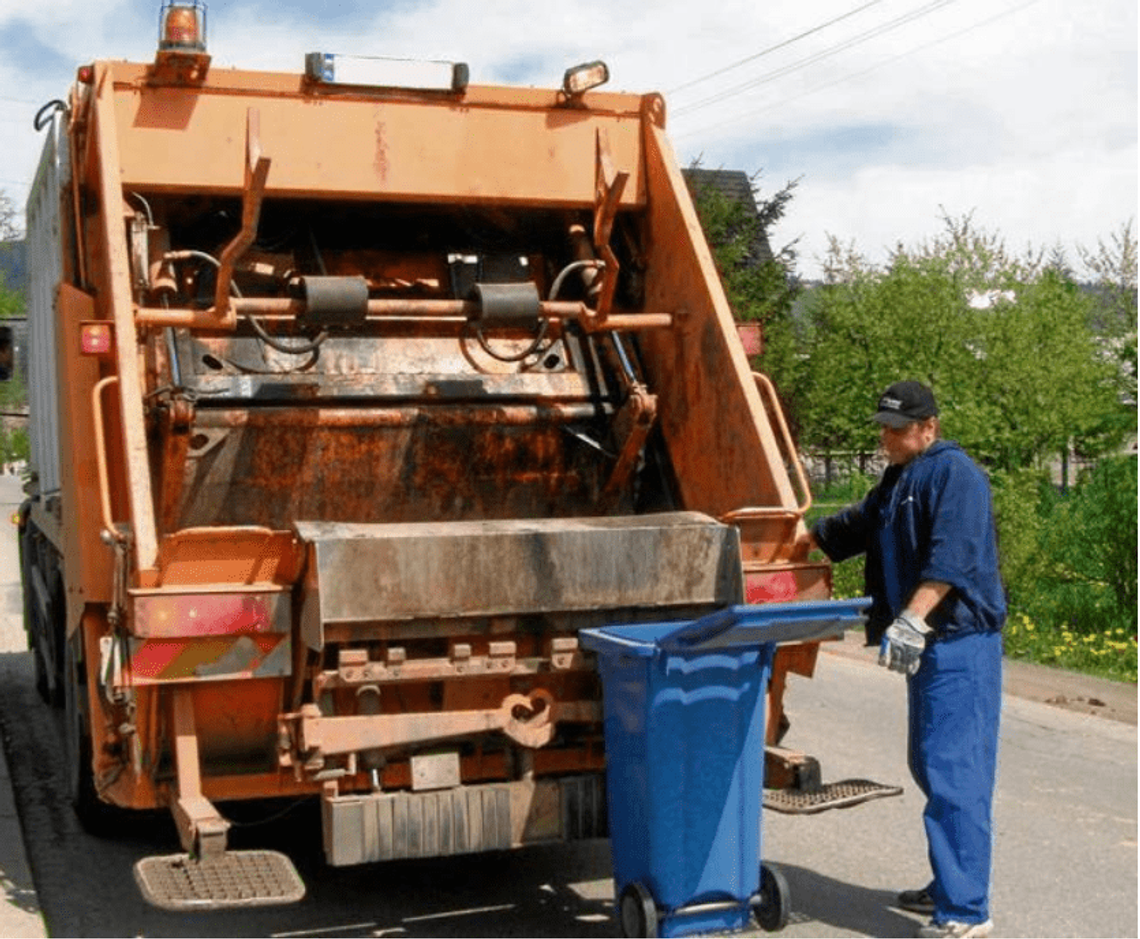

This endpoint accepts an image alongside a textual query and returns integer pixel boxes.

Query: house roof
[681,168,774,265]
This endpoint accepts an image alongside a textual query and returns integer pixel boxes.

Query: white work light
[563,61,609,96]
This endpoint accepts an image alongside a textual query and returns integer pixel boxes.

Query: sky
[0,0,1134,280]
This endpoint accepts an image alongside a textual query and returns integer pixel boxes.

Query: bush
[990,467,1053,602]
[810,459,1138,681]
[0,425,27,464]
[807,474,876,601]
[1021,455,1138,637]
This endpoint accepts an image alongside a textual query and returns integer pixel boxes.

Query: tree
[794,216,1120,474]
[960,269,1120,469]
[1078,220,1137,412]
[686,166,803,405]
[0,191,20,242]
[0,188,25,407]
[795,239,976,458]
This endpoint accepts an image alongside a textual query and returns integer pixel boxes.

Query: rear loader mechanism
[18,3,899,915]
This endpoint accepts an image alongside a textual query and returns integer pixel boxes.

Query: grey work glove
[878,611,933,675]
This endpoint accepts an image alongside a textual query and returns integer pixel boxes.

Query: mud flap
[134,850,305,911]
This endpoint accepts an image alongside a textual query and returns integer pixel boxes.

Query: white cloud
[0,0,1131,281]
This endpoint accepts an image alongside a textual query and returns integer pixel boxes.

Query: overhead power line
[673,0,1042,143]
[667,0,886,96]
[673,0,959,118]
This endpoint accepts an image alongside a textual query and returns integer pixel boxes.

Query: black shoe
[897,888,936,915]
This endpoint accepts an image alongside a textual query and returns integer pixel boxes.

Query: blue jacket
[812,440,1006,645]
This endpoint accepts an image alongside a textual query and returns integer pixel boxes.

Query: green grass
[1003,611,1137,682]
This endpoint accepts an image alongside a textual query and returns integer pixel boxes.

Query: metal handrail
[92,375,127,543]
[752,371,812,516]
[135,298,673,332]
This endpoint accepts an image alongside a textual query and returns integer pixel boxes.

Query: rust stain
[374,120,388,180]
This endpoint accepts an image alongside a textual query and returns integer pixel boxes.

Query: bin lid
[580,598,870,658]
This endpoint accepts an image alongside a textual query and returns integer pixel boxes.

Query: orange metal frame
[50,51,827,852]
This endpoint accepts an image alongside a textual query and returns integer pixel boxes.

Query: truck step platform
[134,850,305,911]
[763,779,903,815]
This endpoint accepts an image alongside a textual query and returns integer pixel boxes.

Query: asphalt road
[0,472,1135,938]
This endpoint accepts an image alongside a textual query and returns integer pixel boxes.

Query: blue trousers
[907,630,1002,925]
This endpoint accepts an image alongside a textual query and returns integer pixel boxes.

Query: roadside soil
[823,630,1138,726]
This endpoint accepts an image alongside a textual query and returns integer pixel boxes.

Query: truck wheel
[36,578,66,708]
[619,882,658,938]
[63,636,116,836]
[18,527,52,706]
[33,636,53,706]
[753,862,790,932]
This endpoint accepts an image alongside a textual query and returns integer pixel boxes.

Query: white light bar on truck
[305,53,468,93]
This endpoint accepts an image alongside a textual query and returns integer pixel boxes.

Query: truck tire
[20,525,64,708]
[63,635,117,836]
[32,627,53,706]
[39,577,66,709]
[17,525,50,704]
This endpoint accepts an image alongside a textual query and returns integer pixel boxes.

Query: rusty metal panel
[637,122,799,521]
[295,512,741,648]
[112,71,647,208]
[176,331,598,400]
[174,413,613,531]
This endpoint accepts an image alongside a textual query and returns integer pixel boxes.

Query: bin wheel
[619,882,658,938]
[753,863,790,932]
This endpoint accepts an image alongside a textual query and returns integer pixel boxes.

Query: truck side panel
[639,123,800,528]
[26,121,65,511]
[56,285,114,618]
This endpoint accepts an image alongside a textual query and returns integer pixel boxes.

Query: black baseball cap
[872,381,939,428]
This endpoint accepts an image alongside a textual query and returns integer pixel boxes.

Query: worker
[798,380,1005,939]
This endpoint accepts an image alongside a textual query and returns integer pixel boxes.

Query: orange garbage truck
[17,1,885,913]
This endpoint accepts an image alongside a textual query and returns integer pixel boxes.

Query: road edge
[0,713,48,938]
[821,629,1137,726]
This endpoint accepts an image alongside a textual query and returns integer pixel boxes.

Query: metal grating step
[764,778,903,815]
[134,850,306,911]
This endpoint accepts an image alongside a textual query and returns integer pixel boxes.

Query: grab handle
[752,371,812,516]
[92,375,127,544]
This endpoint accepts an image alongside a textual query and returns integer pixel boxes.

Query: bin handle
[752,371,811,516]
[92,375,127,544]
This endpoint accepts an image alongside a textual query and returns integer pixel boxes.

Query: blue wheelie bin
[581,599,869,938]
